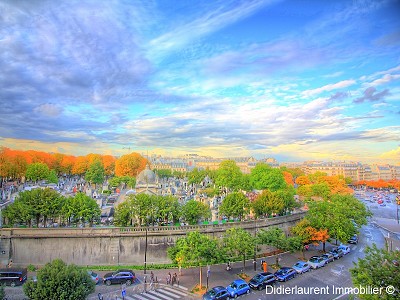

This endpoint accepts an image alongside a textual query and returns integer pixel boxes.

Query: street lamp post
[144,226,148,274]
[253,218,257,271]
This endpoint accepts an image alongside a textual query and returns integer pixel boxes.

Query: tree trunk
[323,242,326,252]
[199,266,202,288]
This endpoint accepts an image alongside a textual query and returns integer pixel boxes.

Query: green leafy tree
[23,258,95,300]
[350,244,400,300]
[215,160,243,191]
[219,192,250,220]
[25,162,50,183]
[188,168,206,185]
[62,193,100,227]
[223,227,255,269]
[252,190,283,218]
[85,160,105,187]
[275,188,299,215]
[167,231,223,287]
[311,182,331,200]
[181,200,211,225]
[250,163,287,191]
[306,194,371,250]
[154,169,173,178]
[47,169,58,184]
[257,227,301,265]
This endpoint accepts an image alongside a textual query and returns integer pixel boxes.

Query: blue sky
[0,0,399,163]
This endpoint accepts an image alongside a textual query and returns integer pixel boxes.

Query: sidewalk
[130,245,329,296]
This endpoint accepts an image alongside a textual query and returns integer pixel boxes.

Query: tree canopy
[350,244,400,300]
[23,259,95,300]
[250,163,287,191]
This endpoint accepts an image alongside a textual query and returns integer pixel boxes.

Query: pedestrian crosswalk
[116,286,190,300]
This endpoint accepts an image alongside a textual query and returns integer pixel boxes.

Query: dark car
[249,272,276,290]
[329,248,344,259]
[274,267,297,282]
[203,286,230,300]
[0,268,28,287]
[348,235,358,244]
[103,270,135,286]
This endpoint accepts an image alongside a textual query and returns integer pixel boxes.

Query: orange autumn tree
[283,171,294,186]
[102,155,116,176]
[295,175,311,186]
[291,219,329,259]
[115,152,147,177]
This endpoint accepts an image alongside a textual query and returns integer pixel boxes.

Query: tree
[181,200,211,225]
[23,258,95,300]
[223,227,255,269]
[295,175,311,186]
[215,160,243,191]
[250,163,287,191]
[47,169,58,184]
[257,227,301,265]
[167,231,223,288]
[25,162,50,183]
[252,190,280,218]
[85,160,105,187]
[188,168,206,185]
[62,193,100,227]
[219,192,250,220]
[115,152,147,177]
[350,244,400,300]
[305,194,371,250]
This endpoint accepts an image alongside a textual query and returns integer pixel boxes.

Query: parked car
[103,270,135,286]
[292,261,311,274]
[307,256,326,269]
[338,245,351,254]
[348,235,358,244]
[329,248,344,259]
[203,286,230,300]
[226,279,250,298]
[321,253,335,264]
[248,272,276,290]
[88,271,100,284]
[0,268,28,287]
[274,267,297,282]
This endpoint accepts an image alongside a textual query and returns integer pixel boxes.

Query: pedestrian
[98,293,103,300]
[167,272,172,285]
[253,259,257,271]
[150,271,154,282]
[172,273,177,285]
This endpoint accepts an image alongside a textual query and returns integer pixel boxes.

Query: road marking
[163,287,187,296]
[359,247,364,252]
[352,246,357,251]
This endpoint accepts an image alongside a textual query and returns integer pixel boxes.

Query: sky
[0,0,399,164]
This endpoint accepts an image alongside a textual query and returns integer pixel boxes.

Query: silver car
[307,256,326,269]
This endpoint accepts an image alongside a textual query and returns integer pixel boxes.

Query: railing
[0,211,305,238]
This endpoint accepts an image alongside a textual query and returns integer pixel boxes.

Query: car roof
[259,272,273,276]
[232,279,246,284]
[212,286,227,292]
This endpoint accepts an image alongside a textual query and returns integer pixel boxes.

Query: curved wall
[0,212,305,267]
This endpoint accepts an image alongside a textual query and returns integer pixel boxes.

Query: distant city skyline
[1,0,399,164]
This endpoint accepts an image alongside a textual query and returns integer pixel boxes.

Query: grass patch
[237,272,251,282]
[191,284,207,295]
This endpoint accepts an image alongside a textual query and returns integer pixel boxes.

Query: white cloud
[148,0,278,58]
[302,80,356,97]
[370,74,400,86]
